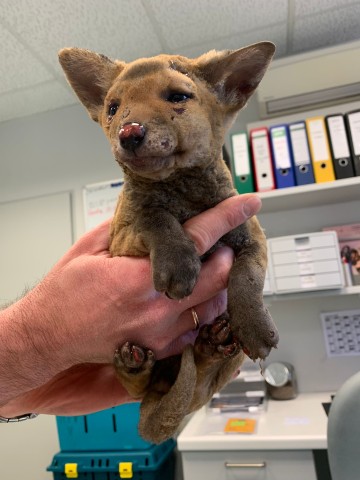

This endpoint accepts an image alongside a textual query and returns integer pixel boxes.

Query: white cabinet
[181,450,317,480]
[178,394,329,480]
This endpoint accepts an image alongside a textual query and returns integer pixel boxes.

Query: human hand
[0,194,261,416]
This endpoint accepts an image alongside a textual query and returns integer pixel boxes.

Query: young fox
[59,42,279,443]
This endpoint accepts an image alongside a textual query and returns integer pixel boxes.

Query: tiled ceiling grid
[0,0,359,123]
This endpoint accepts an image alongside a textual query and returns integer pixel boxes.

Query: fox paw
[114,342,155,373]
[239,307,279,361]
[194,316,241,360]
[152,246,201,300]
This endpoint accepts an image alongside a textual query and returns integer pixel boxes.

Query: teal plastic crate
[56,403,152,452]
[47,442,176,480]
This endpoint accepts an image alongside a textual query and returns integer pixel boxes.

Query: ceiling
[0,0,360,124]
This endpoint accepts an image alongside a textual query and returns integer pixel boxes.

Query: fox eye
[108,102,119,117]
[167,92,192,103]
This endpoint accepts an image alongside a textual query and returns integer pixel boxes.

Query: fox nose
[119,122,146,150]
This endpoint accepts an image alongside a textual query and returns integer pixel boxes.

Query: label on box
[299,263,315,275]
[300,275,317,289]
[296,250,313,262]
[224,418,256,434]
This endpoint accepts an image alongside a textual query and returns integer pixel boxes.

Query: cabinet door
[181,450,317,480]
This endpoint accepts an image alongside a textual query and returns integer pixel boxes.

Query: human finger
[183,194,262,256]
[158,290,227,358]
[165,246,233,333]
[176,288,227,339]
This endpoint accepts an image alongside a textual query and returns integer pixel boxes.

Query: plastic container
[56,403,152,452]
[47,441,176,480]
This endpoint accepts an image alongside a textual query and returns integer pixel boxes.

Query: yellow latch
[64,463,78,478]
[119,462,133,478]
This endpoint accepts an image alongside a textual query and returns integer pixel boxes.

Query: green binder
[230,131,255,193]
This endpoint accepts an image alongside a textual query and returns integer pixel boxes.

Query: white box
[268,232,344,294]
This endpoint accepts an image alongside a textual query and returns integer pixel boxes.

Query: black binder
[325,114,355,179]
[345,110,360,176]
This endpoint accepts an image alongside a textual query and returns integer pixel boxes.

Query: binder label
[251,129,274,190]
[327,116,350,159]
[349,111,360,155]
[289,123,311,166]
[271,126,291,168]
[232,133,250,175]
[308,118,330,162]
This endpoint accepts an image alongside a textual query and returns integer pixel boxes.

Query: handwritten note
[83,179,124,231]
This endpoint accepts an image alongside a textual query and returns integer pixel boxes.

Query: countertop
[177,392,332,451]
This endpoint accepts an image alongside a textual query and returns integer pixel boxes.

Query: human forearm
[0,282,71,409]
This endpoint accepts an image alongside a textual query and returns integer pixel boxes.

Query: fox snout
[119,122,146,151]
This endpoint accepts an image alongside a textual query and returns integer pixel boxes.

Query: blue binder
[269,125,296,188]
[288,122,315,186]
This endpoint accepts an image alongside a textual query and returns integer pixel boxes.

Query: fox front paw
[152,246,201,300]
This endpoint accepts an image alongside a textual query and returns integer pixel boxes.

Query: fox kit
[59,42,279,443]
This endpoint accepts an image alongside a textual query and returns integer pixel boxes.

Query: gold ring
[191,308,200,331]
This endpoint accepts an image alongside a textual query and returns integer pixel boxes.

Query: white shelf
[264,285,360,303]
[258,177,360,213]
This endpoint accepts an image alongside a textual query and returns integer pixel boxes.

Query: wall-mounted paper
[83,179,123,231]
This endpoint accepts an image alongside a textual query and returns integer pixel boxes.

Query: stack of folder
[209,361,266,414]
[230,109,360,193]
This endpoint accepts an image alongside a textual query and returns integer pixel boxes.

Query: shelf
[264,285,360,303]
[257,177,360,214]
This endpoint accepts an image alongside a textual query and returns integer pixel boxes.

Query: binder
[249,127,276,192]
[288,121,315,186]
[269,125,296,188]
[230,132,255,193]
[345,110,360,176]
[306,116,336,183]
[325,114,355,179]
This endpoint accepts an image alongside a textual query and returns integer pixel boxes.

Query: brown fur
[59,42,279,443]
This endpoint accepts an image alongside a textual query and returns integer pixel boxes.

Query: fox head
[59,42,274,181]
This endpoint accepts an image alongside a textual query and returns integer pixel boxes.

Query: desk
[177,393,331,480]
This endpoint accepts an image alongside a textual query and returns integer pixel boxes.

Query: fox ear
[58,48,124,122]
[196,42,275,111]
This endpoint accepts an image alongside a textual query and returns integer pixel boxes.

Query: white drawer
[181,450,317,480]
[270,232,337,253]
[273,259,341,278]
[271,246,338,266]
[275,271,343,293]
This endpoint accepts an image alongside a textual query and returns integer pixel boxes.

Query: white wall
[0,104,122,239]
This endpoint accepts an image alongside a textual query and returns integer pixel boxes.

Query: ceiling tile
[177,23,288,59]
[147,0,288,50]
[0,81,76,123]
[0,25,53,93]
[1,0,163,76]
[293,3,360,53]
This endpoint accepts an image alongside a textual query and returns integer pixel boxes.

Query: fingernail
[243,196,262,217]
